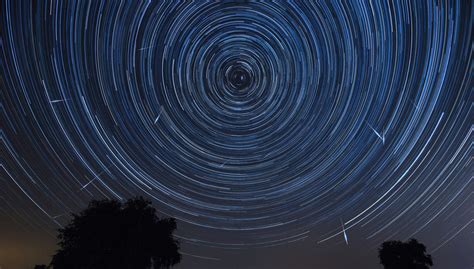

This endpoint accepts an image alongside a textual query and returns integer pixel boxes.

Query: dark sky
[1,1,473,269]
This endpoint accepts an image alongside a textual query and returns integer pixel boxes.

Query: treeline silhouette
[36,197,180,269]
[34,197,433,269]
[378,239,433,269]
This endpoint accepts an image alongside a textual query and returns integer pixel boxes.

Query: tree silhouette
[378,239,433,269]
[33,265,48,269]
[50,197,181,269]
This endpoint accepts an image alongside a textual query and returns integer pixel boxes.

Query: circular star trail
[1,0,472,252]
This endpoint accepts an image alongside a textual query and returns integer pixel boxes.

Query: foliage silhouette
[50,197,181,269]
[34,265,48,269]
[378,239,433,269]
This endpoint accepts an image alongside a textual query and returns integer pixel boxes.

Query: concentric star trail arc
[0,1,472,255]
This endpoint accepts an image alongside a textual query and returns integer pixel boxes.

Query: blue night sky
[0,1,472,269]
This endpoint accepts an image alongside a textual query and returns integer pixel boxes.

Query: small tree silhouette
[378,239,433,269]
[50,197,181,269]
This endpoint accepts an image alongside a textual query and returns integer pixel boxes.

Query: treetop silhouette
[378,238,433,269]
[50,197,181,269]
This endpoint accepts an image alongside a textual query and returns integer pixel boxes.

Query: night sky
[0,1,473,269]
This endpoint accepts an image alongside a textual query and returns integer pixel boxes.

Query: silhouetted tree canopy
[50,197,181,269]
[378,239,433,269]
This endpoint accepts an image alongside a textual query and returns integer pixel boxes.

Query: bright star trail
[0,1,472,268]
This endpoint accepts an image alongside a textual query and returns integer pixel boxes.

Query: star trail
[0,1,472,268]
